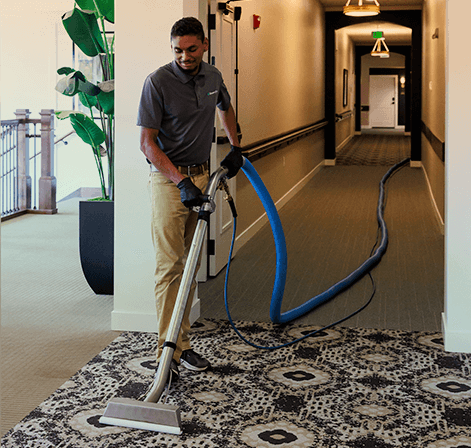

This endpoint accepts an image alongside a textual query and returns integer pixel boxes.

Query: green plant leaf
[76,0,114,23]
[98,80,114,93]
[55,75,79,96]
[96,80,114,114]
[57,67,76,75]
[55,110,87,120]
[55,71,101,97]
[79,92,98,110]
[97,90,114,114]
[69,113,106,148]
[62,8,105,57]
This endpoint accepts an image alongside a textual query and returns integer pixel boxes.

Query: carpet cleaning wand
[99,165,230,435]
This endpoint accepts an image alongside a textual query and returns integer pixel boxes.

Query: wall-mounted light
[344,0,380,17]
[400,76,406,88]
[371,37,389,58]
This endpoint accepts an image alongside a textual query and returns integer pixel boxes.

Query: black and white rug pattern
[2,319,471,447]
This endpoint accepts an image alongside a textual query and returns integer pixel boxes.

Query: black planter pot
[79,200,114,295]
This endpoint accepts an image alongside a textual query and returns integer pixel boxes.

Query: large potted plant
[55,0,115,295]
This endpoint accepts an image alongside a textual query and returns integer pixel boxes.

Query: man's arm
[217,104,240,147]
[141,127,204,208]
[140,127,185,185]
[218,104,244,178]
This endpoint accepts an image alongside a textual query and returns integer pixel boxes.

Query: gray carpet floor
[0,199,119,437]
[200,165,444,333]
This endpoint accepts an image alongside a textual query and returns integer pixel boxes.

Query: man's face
[171,35,209,76]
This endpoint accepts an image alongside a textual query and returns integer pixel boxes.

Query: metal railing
[1,120,20,216]
[1,109,57,220]
[243,119,329,161]
[336,110,354,123]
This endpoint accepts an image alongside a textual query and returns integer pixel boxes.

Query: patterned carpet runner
[2,319,470,447]
[336,134,411,166]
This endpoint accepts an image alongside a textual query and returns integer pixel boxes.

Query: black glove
[220,145,243,179]
[177,178,203,209]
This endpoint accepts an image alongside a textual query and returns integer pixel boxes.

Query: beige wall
[422,0,446,223]
[335,28,355,150]
[238,0,325,144]
[445,0,471,352]
[234,0,326,238]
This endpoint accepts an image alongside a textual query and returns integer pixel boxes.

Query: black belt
[176,161,208,176]
[150,161,208,176]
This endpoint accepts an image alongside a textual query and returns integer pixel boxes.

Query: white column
[38,109,57,214]
[443,0,471,353]
[113,0,201,331]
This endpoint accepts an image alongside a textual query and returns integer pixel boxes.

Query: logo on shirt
[207,90,218,96]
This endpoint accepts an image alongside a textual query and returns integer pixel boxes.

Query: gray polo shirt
[137,60,231,166]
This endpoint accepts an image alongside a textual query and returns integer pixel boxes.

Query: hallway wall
[234,0,326,238]
[444,0,471,353]
[422,0,445,224]
[335,27,355,152]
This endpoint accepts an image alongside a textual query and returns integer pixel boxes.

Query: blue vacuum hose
[240,157,410,324]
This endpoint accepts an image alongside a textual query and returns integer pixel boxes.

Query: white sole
[180,359,210,372]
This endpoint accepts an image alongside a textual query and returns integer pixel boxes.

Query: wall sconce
[400,76,406,88]
[344,0,380,17]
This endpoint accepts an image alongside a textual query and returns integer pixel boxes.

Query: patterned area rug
[336,134,411,166]
[2,319,471,448]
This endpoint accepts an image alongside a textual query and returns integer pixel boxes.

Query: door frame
[207,0,239,278]
[369,74,398,129]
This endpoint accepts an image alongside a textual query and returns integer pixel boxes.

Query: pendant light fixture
[371,37,390,58]
[344,0,380,17]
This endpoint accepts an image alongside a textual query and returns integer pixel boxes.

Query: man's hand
[221,145,244,179]
[177,178,203,208]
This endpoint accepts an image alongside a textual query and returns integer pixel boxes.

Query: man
[137,17,242,381]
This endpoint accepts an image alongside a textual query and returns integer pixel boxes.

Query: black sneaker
[180,349,211,372]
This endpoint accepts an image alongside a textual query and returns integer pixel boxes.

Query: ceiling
[319,0,423,10]
[319,0,423,45]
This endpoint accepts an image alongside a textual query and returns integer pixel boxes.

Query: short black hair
[171,17,205,43]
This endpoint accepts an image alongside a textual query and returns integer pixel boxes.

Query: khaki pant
[148,169,209,363]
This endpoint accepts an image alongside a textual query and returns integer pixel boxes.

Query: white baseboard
[111,298,200,332]
[419,163,445,235]
[442,313,471,353]
[235,160,325,250]
[111,310,158,332]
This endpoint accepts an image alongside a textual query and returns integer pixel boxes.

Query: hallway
[336,132,411,166]
[200,133,444,333]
